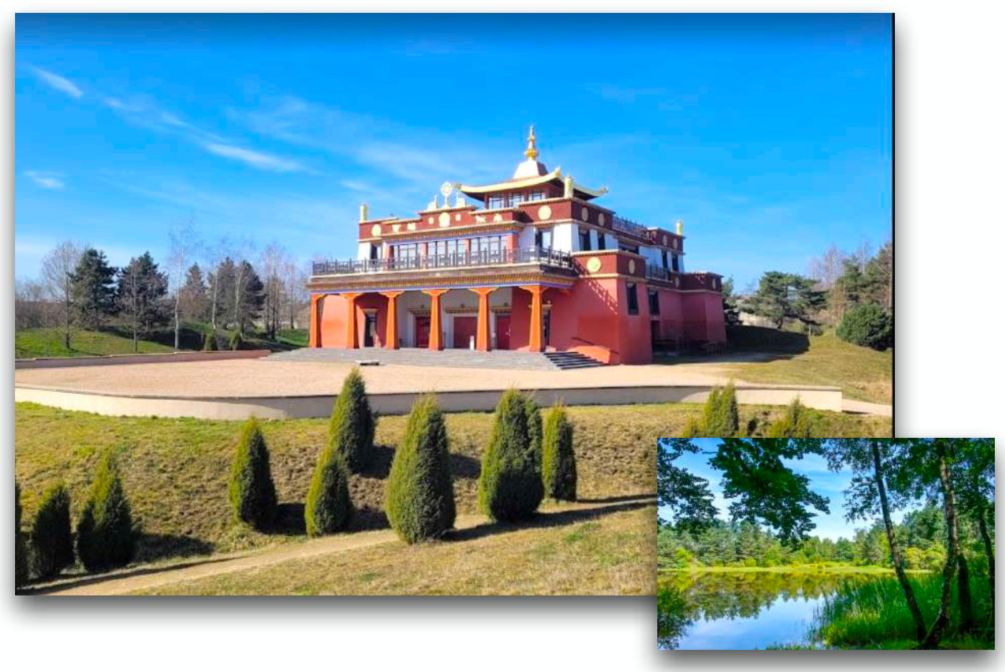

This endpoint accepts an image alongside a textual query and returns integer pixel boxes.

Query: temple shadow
[351,505,390,532]
[266,502,307,536]
[134,532,215,564]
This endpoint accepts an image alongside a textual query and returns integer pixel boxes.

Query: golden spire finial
[524,124,539,160]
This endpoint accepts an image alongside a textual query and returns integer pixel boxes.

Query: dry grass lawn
[15,401,889,567]
[132,504,657,596]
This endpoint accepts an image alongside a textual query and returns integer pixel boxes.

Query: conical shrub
[478,389,544,522]
[305,446,353,537]
[76,452,135,571]
[542,404,577,501]
[29,483,74,579]
[385,395,455,543]
[525,395,542,461]
[203,330,218,351]
[767,397,814,438]
[228,418,278,529]
[702,381,739,437]
[15,482,29,588]
[328,367,375,472]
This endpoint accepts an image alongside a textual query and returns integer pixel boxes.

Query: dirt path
[33,497,655,596]
[842,399,893,417]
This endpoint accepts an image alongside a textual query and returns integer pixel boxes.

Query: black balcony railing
[645,265,676,283]
[611,215,649,239]
[312,247,575,276]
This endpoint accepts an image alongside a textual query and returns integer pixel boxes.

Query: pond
[657,570,883,650]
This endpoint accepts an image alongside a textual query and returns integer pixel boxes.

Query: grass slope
[724,330,892,404]
[15,325,309,359]
[133,505,656,596]
[16,328,176,359]
[15,401,890,566]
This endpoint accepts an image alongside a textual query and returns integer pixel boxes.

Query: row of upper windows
[388,235,505,260]
[625,283,665,316]
[486,191,547,210]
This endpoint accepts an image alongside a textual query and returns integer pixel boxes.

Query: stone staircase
[542,351,607,370]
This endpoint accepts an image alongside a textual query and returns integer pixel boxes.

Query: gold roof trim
[459,169,607,200]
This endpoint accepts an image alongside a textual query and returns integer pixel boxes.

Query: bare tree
[282,259,308,329]
[807,245,846,289]
[204,236,230,331]
[259,242,286,339]
[168,217,201,350]
[40,241,83,349]
[15,279,49,330]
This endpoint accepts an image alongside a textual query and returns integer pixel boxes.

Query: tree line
[722,240,893,350]
[658,438,994,649]
[15,234,310,352]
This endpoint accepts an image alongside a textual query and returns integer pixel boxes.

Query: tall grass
[815,572,993,649]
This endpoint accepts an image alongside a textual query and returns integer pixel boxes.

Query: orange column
[309,294,323,348]
[469,287,496,351]
[343,292,361,349]
[423,289,447,351]
[520,285,546,352]
[381,291,403,350]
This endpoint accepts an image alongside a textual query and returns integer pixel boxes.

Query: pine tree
[179,263,210,322]
[478,389,544,522]
[69,247,118,330]
[29,483,75,578]
[542,404,577,501]
[76,452,135,571]
[385,395,456,543]
[702,382,739,437]
[228,418,278,529]
[117,252,169,352]
[328,367,375,472]
[15,482,30,588]
[304,443,353,537]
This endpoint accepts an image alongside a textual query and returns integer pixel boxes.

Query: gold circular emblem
[392,223,401,233]
[493,213,503,222]
[408,222,417,231]
[598,213,606,227]
[581,207,590,221]
[427,216,433,224]
[538,205,553,220]
[662,235,668,245]
[586,257,602,273]
[370,224,382,237]
[628,259,636,274]
[438,212,451,227]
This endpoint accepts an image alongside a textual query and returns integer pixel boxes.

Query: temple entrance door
[363,312,377,347]
[453,316,477,349]
[650,320,661,346]
[415,316,430,348]
[495,314,511,350]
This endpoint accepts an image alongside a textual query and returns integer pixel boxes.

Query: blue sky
[16,14,891,287]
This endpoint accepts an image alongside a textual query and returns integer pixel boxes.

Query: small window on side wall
[627,283,639,315]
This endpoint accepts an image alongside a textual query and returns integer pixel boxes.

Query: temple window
[627,283,639,315]
[648,290,660,315]
[579,228,592,251]
[671,254,680,272]
[598,233,607,250]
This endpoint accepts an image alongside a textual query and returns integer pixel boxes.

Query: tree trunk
[957,553,974,632]
[977,507,995,611]
[920,442,961,649]
[174,292,181,351]
[871,441,928,644]
[210,277,218,330]
[63,291,72,350]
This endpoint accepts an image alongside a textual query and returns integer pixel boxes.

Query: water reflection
[657,571,877,650]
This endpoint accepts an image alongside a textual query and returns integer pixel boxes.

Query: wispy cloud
[204,142,305,173]
[593,84,667,104]
[30,66,83,99]
[24,170,65,190]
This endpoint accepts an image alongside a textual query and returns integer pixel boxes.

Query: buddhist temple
[307,127,726,364]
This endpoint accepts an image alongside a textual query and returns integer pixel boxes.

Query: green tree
[721,276,741,328]
[305,442,353,537]
[228,418,278,529]
[702,382,739,437]
[229,330,244,351]
[837,303,893,350]
[478,389,544,522]
[29,483,74,579]
[117,252,169,352]
[202,330,218,351]
[70,247,118,330]
[541,404,577,501]
[767,398,814,438]
[657,439,716,532]
[710,438,829,545]
[385,395,455,543]
[743,271,826,329]
[76,452,135,571]
[15,482,30,588]
[862,241,893,308]
[328,367,376,472]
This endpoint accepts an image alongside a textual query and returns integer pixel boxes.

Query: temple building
[307,127,726,364]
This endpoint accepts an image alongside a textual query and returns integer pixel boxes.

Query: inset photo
[657,438,995,650]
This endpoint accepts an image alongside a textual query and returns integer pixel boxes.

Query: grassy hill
[16,324,309,359]
[723,329,892,404]
[15,401,890,567]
